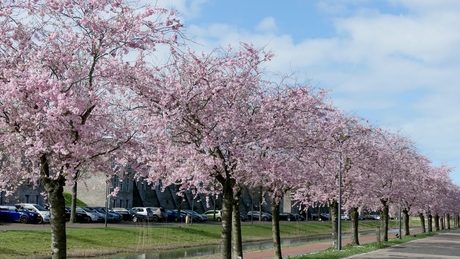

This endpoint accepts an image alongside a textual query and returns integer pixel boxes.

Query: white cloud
[255,17,278,33]
[173,0,460,183]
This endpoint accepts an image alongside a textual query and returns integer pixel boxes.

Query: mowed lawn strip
[0,220,420,259]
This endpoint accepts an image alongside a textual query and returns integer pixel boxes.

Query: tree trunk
[419,214,426,233]
[219,177,234,259]
[403,209,410,236]
[427,213,432,233]
[447,214,451,229]
[40,154,67,259]
[69,182,77,223]
[330,201,338,248]
[350,207,359,245]
[435,215,440,231]
[232,191,243,259]
[271,201,282,259]
[380,200,389,242]
[441,216,445,230]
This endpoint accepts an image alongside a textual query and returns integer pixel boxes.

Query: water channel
[85,229,404,259]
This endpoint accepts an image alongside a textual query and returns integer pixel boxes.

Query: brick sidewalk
[207,229,423,259]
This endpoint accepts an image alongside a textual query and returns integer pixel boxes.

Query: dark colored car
[111,208,148,222]
[64,206,92,223]
[279,212,297,221]
[91,207,122,223]
[240,212,248,222]
[165,209,185,222]
[247,211,272,221]
[182,210,207,222]
[293,213,305,221]
[0,204,42,224]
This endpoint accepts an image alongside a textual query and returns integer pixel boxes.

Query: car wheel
[133,216,138,223]
[263,217,268,221]
[38,217,44,224]
[86,217,92,223]
[217,217,222,222]
[20,215,29,224]
[287,217,291,221]
[152,215,159,222]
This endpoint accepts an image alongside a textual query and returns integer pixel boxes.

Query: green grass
[0,219,437,259]
[293,231,437,259]
[63,192,87,206]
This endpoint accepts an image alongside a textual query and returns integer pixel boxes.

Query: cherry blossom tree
[245,81,331,258]
[292,111,373,247]
[0,1,181,258]
[358,130,418,241]
[132,43,274,259]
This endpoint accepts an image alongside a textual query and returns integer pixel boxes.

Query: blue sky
[154,0,460,184]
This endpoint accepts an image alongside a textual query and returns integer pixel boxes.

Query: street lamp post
[398,200,402,239]
[104,177,109,228]
[338,151,343,250]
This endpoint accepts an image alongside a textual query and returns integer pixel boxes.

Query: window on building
[112,175,118,187]
[126,179,129,191]
[25,195,29,203]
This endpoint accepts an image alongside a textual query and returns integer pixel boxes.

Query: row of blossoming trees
[0,1,458,259]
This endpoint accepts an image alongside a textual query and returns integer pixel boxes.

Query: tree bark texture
[69,182,78,223]
[428,214,432,233]
[330,201,338,248]
[380,200,389,242]
[40,154,67,259]
[403,209,410,236]
[271,201,282,259]
[419,214,426,233]
[232,191,243,259]
[447,214,451,229]
[219,177,234,259]
[350,207,360,245]
[435,215,440,231]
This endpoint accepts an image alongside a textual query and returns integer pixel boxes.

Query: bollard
[376,227,381,246]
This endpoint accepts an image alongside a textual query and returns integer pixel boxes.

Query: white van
[16,203,50,223]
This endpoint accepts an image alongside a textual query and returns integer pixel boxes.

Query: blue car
[0,204,42,224]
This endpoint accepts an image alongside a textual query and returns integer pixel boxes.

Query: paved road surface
[347,229,460,259]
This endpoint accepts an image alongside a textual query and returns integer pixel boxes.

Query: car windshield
[80,207,92,212]
[33,204,48,211]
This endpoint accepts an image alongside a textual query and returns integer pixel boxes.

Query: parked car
[165,209,185,222]
[176,210,201,222]
[247,211,272,221]
[293,213,305,221]
[111,207,148,222]
[76,206,104,222]
[16,203,50,224]
[147,207,167,222]
[112,208,133,221]
[363,213,380,220]
[240,212,248,222]
[64,206,91,223]
[0,205,42,224]
[182,210,207,222]
[131,207,154,221]
[91,207,122,223]
[320,213,330,221]
[204,210,222,222]
[341,214,350,220]
[279,212,297,221]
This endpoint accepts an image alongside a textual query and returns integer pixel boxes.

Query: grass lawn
[0,219,435,258]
